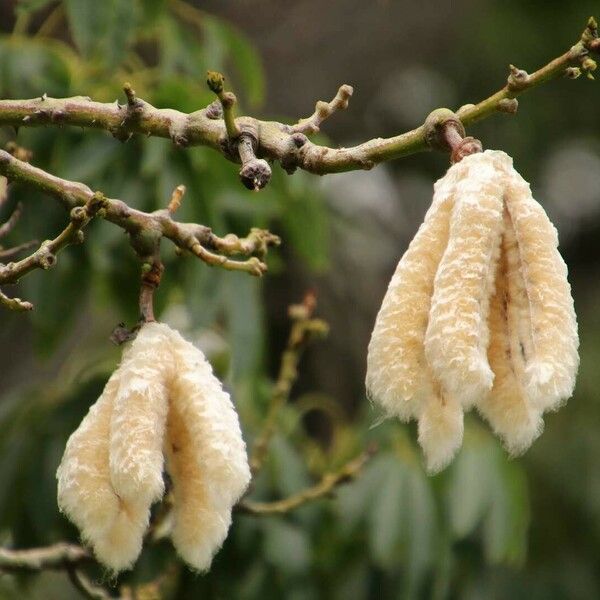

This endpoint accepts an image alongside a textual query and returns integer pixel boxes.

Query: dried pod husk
[164,327,251,571]
[477,229,543,455]
[425,153,505,408]
[109,323,173,506]
[366,160,468,421]
[56,371,150,572]
[502,166,579,412]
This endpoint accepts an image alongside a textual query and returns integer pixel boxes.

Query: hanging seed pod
[164,326,251,571]
[366,160,468,423]
[56,370,151,572]
[424,154,505,408]
[502,166,579,412]
[109,323,173,506]
[57,322,251,572]
[366,150,579,472]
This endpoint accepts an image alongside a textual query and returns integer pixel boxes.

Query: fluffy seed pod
[109,323,173,506]
[56,370,150,572]
[478,237,543,455]
[424,155,505,407]
[366,149,578,472]
[366,159,468,423]
[502,167,579,411]
[164,326,251,571]
[57,322,250,573]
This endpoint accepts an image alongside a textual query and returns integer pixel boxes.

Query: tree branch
[249,291,329,476]
[0,149,280,307]
[239,446,375,516]
[0,18,596,184]
[0,543,90,572]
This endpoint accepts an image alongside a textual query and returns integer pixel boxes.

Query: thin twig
[292,84,354,135]
[0,18,596,180]
[0,239,39,261]
[240,447,376,515]
[0,543,90,571]
[250,292,329,476]
[0,151,279,288]
[66,568,113,600]
[0,191,105,309]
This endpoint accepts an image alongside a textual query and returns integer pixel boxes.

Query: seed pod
[367,149,578,472]
[165,327,251,571]
[502,167,579,412]
[417,380,464,474]
[56,371,149,572]
[478,235,543,455]
[425,153,505,408]
[366,160,468,421]
[57,322,250,573]
[109,323,172,505]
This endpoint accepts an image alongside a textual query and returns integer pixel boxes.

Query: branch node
[293,84,353,135]
[167,184,186,213]
[206,70,241,140]
[497,97,519,114]
[237,133,272,190]
[507,64,530,91]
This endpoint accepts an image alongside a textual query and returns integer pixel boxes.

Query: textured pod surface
[478,237,543,455]
[110,323,173,505]
[165,327,251,571]
[503,165,579,412]
[56,371,149,572]
[417,380,464,474]
[425,151,505,407]
[366,160,467,421]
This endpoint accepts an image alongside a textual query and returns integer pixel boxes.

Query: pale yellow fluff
[57,322,251,573]
[502,166,579,412]
[417,380,464,474]
[110,323,173,505]
[165,327,251,571]
[56,370,150,572]
[366,149,578,472]
[366,159,468,421]
[425,152,505,408]
[477,230,543,455]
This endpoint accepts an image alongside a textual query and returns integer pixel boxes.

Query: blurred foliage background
[0,0,599,598]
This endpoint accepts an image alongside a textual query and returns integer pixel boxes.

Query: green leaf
[64,0,138,67]
[404,467,436,593]
[447,438,495,539]
[223,273,264,384]
[263,520,311,575]
[279,173,330,272]
[64,0,110,58]
[483,459,529,566]
[367,455,407,567]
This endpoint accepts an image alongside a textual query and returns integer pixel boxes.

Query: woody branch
[0,18,596,186]
[0,149,280,310]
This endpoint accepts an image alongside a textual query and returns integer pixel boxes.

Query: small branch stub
[424,108,482,163]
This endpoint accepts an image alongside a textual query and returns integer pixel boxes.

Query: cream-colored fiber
[425,154,505,407]
[366,160,467,422]
[109,323,172,505]
[366,149,578,472]
[503,166,579,412]
[56,371,150,572]
[164,327,251,571]
[57,322,250,573]
[478,236,543,455]
[417,381,464,474]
